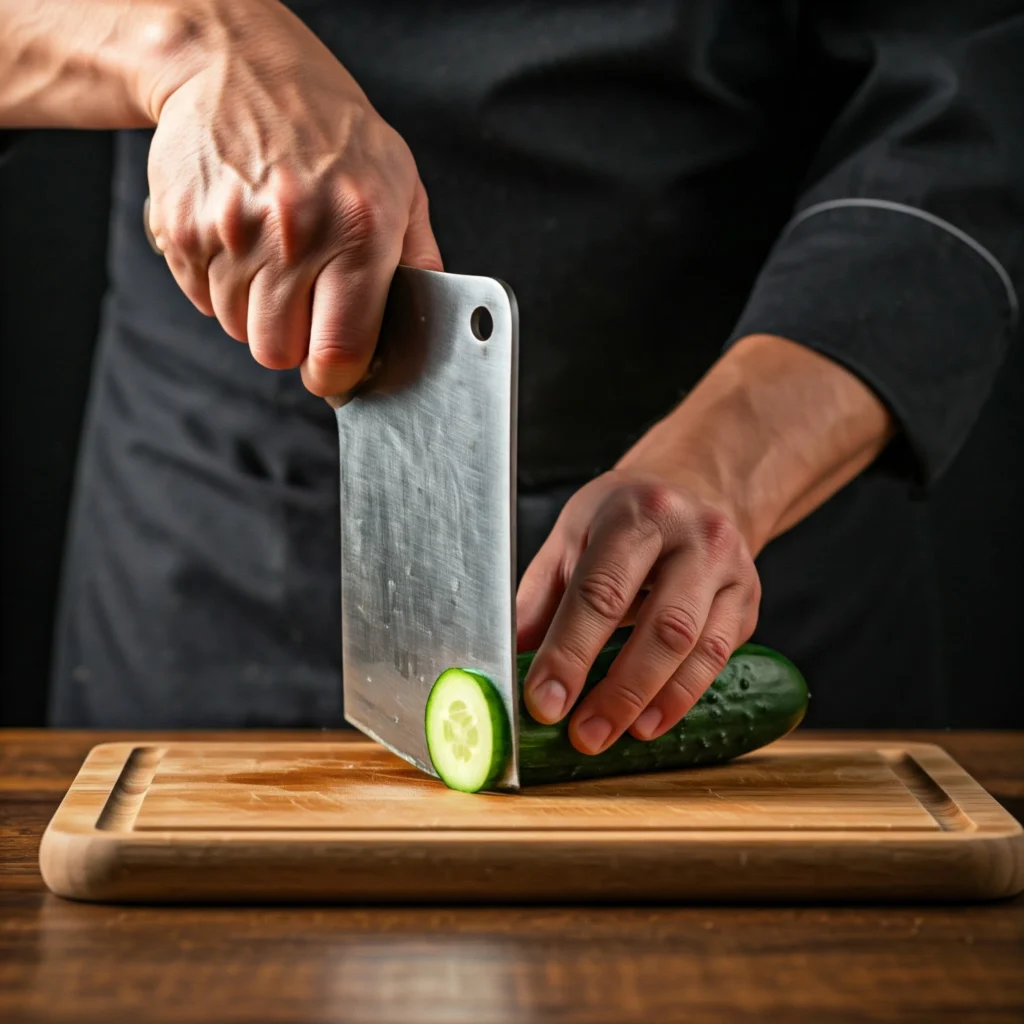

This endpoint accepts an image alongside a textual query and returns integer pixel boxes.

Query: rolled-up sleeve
[726,2,1023,487]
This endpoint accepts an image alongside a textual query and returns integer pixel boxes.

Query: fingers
[150,185,411,390]
[206,247,257,343]
[516,500,590,654]
[400,181,444,272]
[566,546,722,753]
[149,152,433,389]
[145,41,440,389]
[515,540,570,656]
[515,506,647,656]
[569,509,757,754]
[301,248,398,397]
[147,193,215,318]
[246,180,429,386]
[163,248,216,319]
[246,264,316,369]
[627,579,757,742]
[517,474,762,757]
[521,494,665,728]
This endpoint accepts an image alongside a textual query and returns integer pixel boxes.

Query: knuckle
[337,185,392,257]
[160,210,201,255]
[697,633,733,675]
[700,508,738,560]
[213,188,250,253]
[252,330,303,371]
[649,605,701,657]
[628,482,679,531]
[576,568,632,623]
[608,678,649,714]
[314,302,377,357]
[266,166,303,216]
[308,339,371,376]
[265,170,317,263]
[547,631,596,678]
[666,672,705,713]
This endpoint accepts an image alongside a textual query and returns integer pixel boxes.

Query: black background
[2,129,1022,728]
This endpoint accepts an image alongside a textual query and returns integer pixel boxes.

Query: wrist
[132,1,225,123]
[615,334,894,556]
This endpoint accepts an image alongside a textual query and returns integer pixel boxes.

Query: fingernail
[633,707,663,740]
[527,679,567,722]
[575,716,613,754]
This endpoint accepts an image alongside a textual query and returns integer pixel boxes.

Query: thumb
[400,181,444,271]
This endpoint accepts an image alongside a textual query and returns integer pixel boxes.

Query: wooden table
[2,729,1022,1023]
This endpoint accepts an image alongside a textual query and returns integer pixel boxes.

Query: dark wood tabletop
[2,729,1022,1024]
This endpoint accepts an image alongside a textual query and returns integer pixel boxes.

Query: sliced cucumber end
[425,668,511,793]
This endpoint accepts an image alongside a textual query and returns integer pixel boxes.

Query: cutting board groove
[40,739,1024,904]
[885,752,972,832]
[94,746,163,831]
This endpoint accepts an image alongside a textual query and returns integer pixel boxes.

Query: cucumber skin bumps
[425,631,809,793]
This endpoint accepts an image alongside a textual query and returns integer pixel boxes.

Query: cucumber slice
[425,668,512,792]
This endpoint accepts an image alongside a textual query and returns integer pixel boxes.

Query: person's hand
[143,0,441,397]
[516,471,761,755]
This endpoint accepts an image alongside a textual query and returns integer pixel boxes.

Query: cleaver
[330,266,521,790]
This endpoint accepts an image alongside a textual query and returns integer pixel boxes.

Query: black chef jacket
[34,1,1024,728]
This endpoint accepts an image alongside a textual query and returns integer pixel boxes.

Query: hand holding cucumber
[515,470,761,756]
[423,344,860,792]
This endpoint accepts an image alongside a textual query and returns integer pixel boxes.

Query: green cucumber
[425,629,809,793]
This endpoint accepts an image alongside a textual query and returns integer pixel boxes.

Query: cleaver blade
[332,266,521,790]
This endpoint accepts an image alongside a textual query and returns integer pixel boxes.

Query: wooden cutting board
[39,739,1024,904]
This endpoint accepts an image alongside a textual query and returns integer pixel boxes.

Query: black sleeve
[726,2,1023,487]
[0,129,25,167]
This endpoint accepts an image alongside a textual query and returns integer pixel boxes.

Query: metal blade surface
[335,266,520,789]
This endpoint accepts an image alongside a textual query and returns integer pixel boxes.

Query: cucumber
[516,637,808,787]
[424,668,512,793]
[425,629,809,793]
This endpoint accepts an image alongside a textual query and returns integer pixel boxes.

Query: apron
[49,2,949,729]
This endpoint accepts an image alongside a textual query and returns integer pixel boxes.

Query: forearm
[616,334,895,556]
[0,0,213,128]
